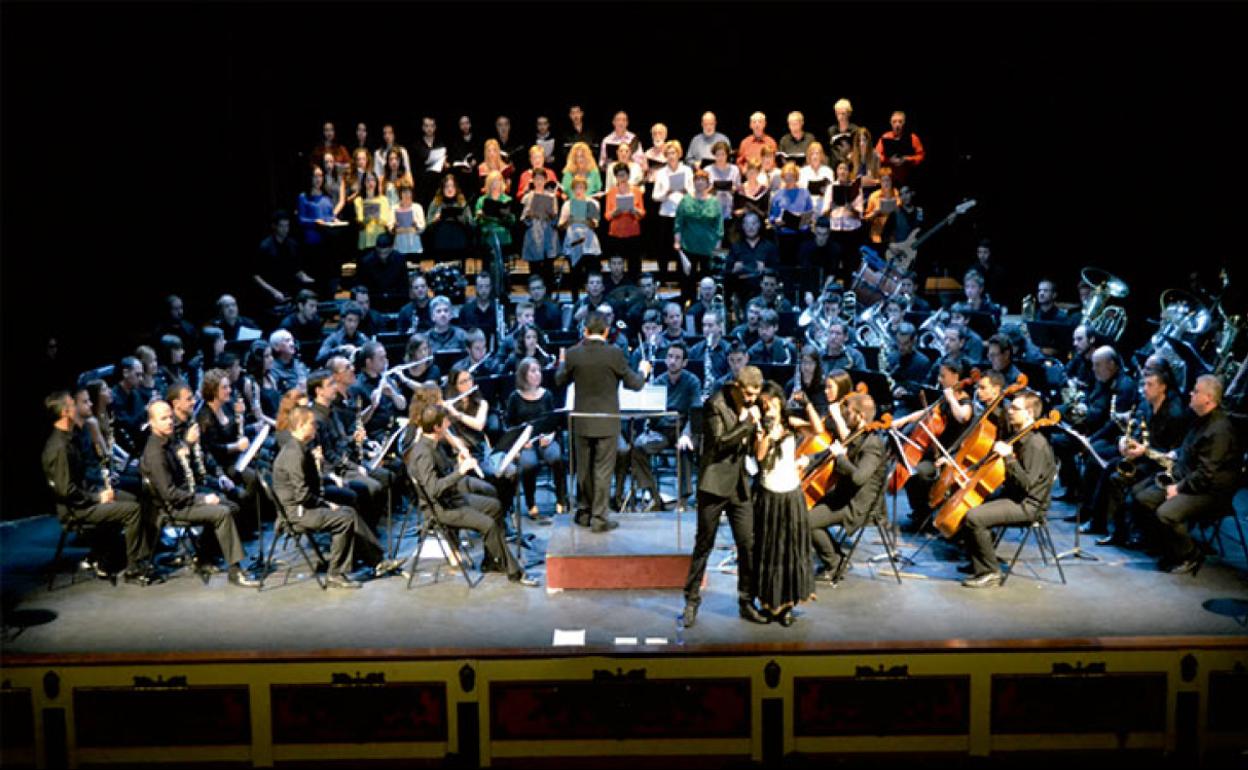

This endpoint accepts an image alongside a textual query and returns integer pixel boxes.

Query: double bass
[888,369,980,493]
[927,374,1029,509]
[932,410,1061,537]
[801,413,893,510]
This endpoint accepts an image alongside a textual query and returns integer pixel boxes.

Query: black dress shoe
[777,608,797,627]
[228,568,261,588]
[1123,535,1147,551]
[1078,521,1107,535]
[961,572,1003,588]
[590,519,620,533]
[1168,552,1205,576]
[1096,533,1128,547]
[681,602,699,628]
[738,600,770,624]
[326,572,362,589]
[574,514,591,527]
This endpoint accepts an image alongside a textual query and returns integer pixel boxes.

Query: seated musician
[499,302,537,356]
[961,269,1001,331]
[427,295,469,352]
[316,302,372,366]
[746,270,793,314]
[397,273,433,335]
[887,322,933,414]
[690,311,732,385]
[924,328,969,384]
[526,275,564,333]
[747,309,798,365]
[628,343,701,510]
[1128,375,1240,575]
[807,393,888,581]
[948,304,987,364]
[625,272,665,332]
[892,361,975,532]
[660,302,687,347]
[458,273,503,350]
[406,404,539,586]
[503,323,555,372]
[572,272,609,327]
[820,321,866,372]
[308,369,390,527]
[1035,279,1069,323]
[453,329,502,378]
[110,356,147,454]
[602,254,634,297]
[897,272,931,312]
[443,364,514,507]
[43,388,155,583]
[1052,345,1137,507]
[141,400,260,587]
[506,358,568,519]
[1096,360,1192,549]
[195,370,263,524]
[392,334,441,400]
[959,391,1055,588]
[273,406,403,588]
[986,334,1022,386]
[710,340,751,397]
[269,329,309,394]
[729,212,779,305]
[786,346,829,418]
[630,309,668,371]
[684,277,720,335]
[731,303,763,349]
[796,218,838,290]
[596,302,631,354]
[280,289,325,348]
[346,342,407,443]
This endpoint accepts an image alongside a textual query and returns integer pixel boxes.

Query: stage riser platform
[545,511,700,591]
[3,643,1246,768]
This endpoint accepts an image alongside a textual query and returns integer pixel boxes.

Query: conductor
[556,310,650,532]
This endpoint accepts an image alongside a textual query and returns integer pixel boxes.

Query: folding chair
[45,515,114,590]
[142,475,211,585]
[1192,505,1248,568]
[993,511,1066,586]
[403,471,480,589]
[829,504,904,585]
[255,475,328,591]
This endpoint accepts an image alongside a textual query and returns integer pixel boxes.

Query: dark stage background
[2,2,1243,517]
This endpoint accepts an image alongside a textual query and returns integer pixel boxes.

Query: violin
[927,374,1028,509]
[932,410,1061,538]
[801,413,893,510]
[888,369,980,493]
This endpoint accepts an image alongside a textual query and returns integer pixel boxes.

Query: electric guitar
[885,199,977,273]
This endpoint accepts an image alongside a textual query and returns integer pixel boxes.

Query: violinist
[960,391,1055,588]
[892,361,975,532]
[806,393,888,582]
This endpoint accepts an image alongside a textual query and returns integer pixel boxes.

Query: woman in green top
[560,141,602,199]
[475,171,516,264]
[673,168,723,296]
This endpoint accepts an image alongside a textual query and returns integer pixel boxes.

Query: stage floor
[3,490,1247,659]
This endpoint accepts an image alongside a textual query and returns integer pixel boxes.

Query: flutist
[1129,375,1241,575]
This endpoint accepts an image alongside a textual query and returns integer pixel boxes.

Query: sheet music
[366,424,406,472]
[496,425,532,477]
[234,424,270,473]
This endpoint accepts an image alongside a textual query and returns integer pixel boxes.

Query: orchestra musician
[806,392,888,582]
[627,343,700,511]
[506,357,568,519]
[959,391,1056,588]
[893,361,976,532]
[1129,375,1242,575]
[273,406,403,588]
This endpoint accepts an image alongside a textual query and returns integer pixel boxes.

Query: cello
[801,413,893,509]
[888,369,980,493]
[932,410,1061,538]
[927,374,1029,509]
[794,381,868,462]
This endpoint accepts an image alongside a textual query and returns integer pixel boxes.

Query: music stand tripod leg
[1056,504,1100,563]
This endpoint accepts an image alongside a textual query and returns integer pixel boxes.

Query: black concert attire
[347,373,404,442]
[1052,368,1137,501]
[255,234,305,306]
[728,237,780,301]
[273,434,385,577]
[153,318,201,356]
[808,432,888,572]
[1131,406,1241,567]
[427,324,469,352]
[554,336,646,529]
[195,404,263,528]
[532,299,563,333]
[279,312,324,348]
[311,400,389,526]
[748,337,798,365]
[355,247,410,312]
[689,336,732,385]
[821,346,867,373]
[962,429,1056,578]
[888,348,934,413]
[628,369,701,505]
[796,236,842,289]
[458,297,502,347]
[1100,394,1192,543]
[730,322,760,349]
[903,391,974,526]
[685,384,758,611]
[110,383,147,454]
[316,328,372,365]
[212,315,260,343]
[43,426,151,571]
[140,430,248,569]
[406,434,523,580]
[1036,304,1069,323]
[1075,371,1143,529]
[625,296,665,333]
[397,298,432,335]
[505,389,568,512]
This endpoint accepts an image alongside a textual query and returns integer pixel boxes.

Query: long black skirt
[752,485,816,612]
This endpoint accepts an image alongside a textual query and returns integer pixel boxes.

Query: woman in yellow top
[863,171,900,247]
[560,141,601,198]
[354,171,394,251]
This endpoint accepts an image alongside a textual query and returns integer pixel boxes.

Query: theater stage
[2,492,1247,768]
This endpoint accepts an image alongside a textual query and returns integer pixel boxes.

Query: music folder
[832,185,855,207]
[712,179,734,192]
[481,197,513,219]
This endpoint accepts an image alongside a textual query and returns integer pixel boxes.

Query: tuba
[855,300,893,350]
[1081,267,1129,342]
[1152,288,1212,349]
[917,308,948,356]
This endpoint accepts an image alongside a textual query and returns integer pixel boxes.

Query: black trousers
[807,500,850,571]
[574,433,617,525]
[68,490,151,569]
[435,490,520,579]
[170,502,247,568]
[1133,483,1223,563]
[295,505,382,575]
[684,490,754,605]
[518,441,567,510]
[904,459,939,521]
[629,429,692,502]
[1050,432,1084,495]
[962,498,1035,577]
[1077,440,1118,527]
[1104,470,1156,539]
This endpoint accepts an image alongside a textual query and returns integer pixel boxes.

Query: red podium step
[544,510,703,591]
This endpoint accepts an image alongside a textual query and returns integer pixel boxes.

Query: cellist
[892,360,975,532]
[960,391,1056,588]
[807,393,889,582]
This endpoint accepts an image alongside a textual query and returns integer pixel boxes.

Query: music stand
[1053,423,1108,563]
[1027,320,1077,358]
[491,423,544,568]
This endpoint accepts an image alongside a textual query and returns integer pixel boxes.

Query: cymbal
[1081,267,1129,298]
[607,284,645,306]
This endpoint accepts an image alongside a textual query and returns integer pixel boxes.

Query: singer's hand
[99,489,116,504]
[1165,483,1178,500]
[993,441,1013,458]
[186,423,200,444]
[747,405,762,424]
[677,435,694,451]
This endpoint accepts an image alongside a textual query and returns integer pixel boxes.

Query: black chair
[992,511,1066,586]
[45,515,114,590]
[828,500,904,586]
[403,470,480,589]
[141,475,211,585]
[1192,506,1248,569]
[255,475,328,591]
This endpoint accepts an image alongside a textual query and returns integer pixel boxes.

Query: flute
[444,426,484,478]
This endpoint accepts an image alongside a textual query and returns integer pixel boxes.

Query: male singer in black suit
[555,310,649,532]
[683,365,769,626]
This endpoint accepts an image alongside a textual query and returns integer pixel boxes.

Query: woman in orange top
[604,163,646,275]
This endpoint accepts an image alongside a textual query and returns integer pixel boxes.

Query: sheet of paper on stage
[553,629,586,646]
[614,636,638,646]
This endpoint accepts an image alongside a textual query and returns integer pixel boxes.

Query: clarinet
[353,393,367,464]
[99,442,113,497]
[176,445,197,496]
[190,428,208,483]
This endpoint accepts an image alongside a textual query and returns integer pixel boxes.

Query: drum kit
[429,263,468,305]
